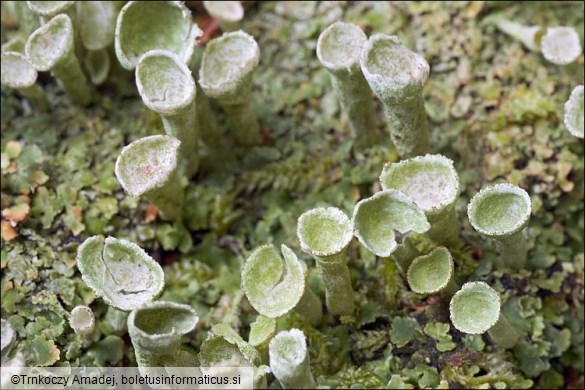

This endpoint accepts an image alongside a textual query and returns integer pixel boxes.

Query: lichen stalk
[360,34,430,158]
[269,329,316,389]
[487,313,520,349]
[314,253,355,316]
[317,22,379,147]
[221,99,262,146]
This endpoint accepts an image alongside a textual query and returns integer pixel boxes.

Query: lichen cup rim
[114,135,180,197]
[297,206,353,258]
[564,85,584,139]
[467,183,531,239]
[25,13,73,72]
[198,30,260,99]
[128,300,198,342]
[359,33,430,97]
[69,305,95,335]
[379,154,460,216]
[26,1,74,17]
[203,1,244,23]
[136,49,196,116]
[407,246,454,294]
[1,52,38,89]
[316,21,367,73]
[269,328,308,368]
[241,244,305,318]
[449,281,500,335]
[352,189,430,257]
[115,0,202,70]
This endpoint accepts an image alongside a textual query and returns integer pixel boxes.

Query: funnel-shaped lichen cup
[449,282,519,349]
[541,27,582,66]
[468,183,531,270]
[115,135,184,221]
[380,154,461,245]
[493,19,544,52]
[1,318,17,361]
[76,235,165,312]
[199,31,262,146]
[269,329,316,389]
[316,22,379,147]
[1,51,46,109]
[25,14,91,106]
[359,34,430,158]
[26,1,74,19]
[136,50,199,177]
[76,1,117,51]
[407,246,458,297]
[203,1,244,32]
[297,207,354,316]
[242,244,322,324]
[128,301,198,371]
[115,1,202,70]
[352,189,430,266]
[69,305,95,336]
[564,85,584,139]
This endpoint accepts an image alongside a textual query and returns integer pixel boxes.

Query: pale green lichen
[1,318,17,361]
[317,22,380,147]
[540,26,582,66]
[352,189,430,258]
[76,1,117,51]
[25,14,91,106]
[84,48,111,85]
[26,1,74,19]
[269,328,316,389]
[199,30,262,146]
[242,244,322,323]
[493,19,544,52]
[69,305,95,336]
[380,154,461,245]
[297,206,355,316]
[407,246,458,297]
[114,135,183,221]
[136,50,199,177]
[450,282,520,349]
[203,1,244,32]
[468,183,532,270]
[114,0,202,70]
[359,33,430,157]
[76,235,165,311]
[0,51,46,109]
[564,85,584,139]
[128,301,198,373]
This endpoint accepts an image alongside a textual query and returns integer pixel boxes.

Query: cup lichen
[1,51,47,109]
[564,85,584,139]
[203,1,244,32]
[317,22,380,147]
[199,30,262,146]
[69,305,95,336]
[297,206,355,316]
[359,33,430,158]
[467,183,532,270]
[269,328,316,389]
[407,246,458,297]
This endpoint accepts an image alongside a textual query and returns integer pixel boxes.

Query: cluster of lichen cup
[2,3,584,389]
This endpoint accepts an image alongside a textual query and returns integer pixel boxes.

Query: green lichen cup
[25,14,91,106]
[493,19,544,52]
[115,0,202,70]
[242,244,322,324]
[76,1,117,51]
[297,206,355,316]
[203,1,244,32]
[541,26,582,66]
[136,50,199,177]
[1,51,46,109]
[380,154,461,245]
[316,22,379,147]
[85,48,111,85]
[449,282,519,349]
[115,135,183,221]
[269,328,316,389]
[352,189,430,260]
[199,30,262,146]
[407,246,458,297]
[128,301,198,371]
[359,33,430,158]
[468,183,531,270]
[26,1,74,19]
[69,305,95,336]
[564,85,584,139]
[76,235,165,311]
[1,318,16,361]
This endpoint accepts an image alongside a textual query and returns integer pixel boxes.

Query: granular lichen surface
[1,2,584,389]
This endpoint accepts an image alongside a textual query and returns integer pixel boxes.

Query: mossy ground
[1,2,584,389]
